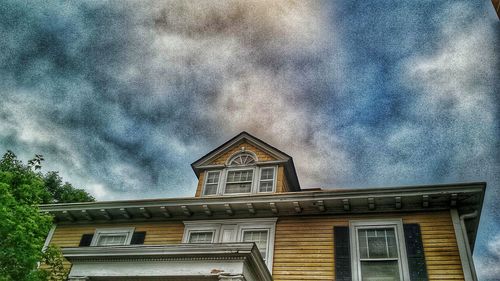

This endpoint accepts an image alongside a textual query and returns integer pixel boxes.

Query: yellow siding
[50,221,184,247]
[48,211,463,281]
[49,221,184,271]
[276,165,290,193]
[195,171,205,197]
[272,211,464,281]
[209,140,276,165]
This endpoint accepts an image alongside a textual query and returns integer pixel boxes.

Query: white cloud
[476,234,500,280]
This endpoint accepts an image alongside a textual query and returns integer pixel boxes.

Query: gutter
[451,209,479,281]
[460,211,478,281]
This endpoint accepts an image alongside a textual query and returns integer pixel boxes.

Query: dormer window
[225,169,254,193]
[201,151,277,196]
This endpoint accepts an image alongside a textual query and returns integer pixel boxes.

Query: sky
[0,0,498,279]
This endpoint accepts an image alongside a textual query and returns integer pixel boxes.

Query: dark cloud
[0,0,498,277]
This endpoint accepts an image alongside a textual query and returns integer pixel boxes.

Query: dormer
[191,132,301,197]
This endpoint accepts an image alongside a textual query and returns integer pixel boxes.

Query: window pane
[225,170,253,193]
[361,260,400,281]
[260,168,274,180]
[243,230,268,260]
[225,183,251,193]
[204,184,218,195]
[189,232,214,243]
[229,154,256,165]
[97,234,127,246]
[358,228,398,259]
[259,181,273,192]
[206,172,219,184]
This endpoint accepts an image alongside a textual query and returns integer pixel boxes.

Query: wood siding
[48,211,464,281]
[209,140,276,165]
[194,171,205,197]
[272,211,464,281]
[276,166,290,193]
[49,221,184,270]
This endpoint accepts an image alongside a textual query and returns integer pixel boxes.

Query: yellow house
[40,132,485,281]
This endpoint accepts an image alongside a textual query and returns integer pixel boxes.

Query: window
[188,231,214,243]
[225,169,254,193]
[183,218,277,272]
[91,228,134,246]
[203,171,220,195]
[259,167,275,192]
[350,220,410,281]
[242,230,269,261]
[229,153,256,165]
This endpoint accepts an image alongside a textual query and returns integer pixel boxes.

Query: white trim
[182,224,221,244]
[202,170,221,196]
[203,165,278,196]
[63,243,273,281]
[226,151,259,166]
[42,224,57,252]
[192,132,289,167]
[223,167,257,195]
[91,227,135,246]
[182,218,277,272]
[257,166,277,193]
[349,219,410,281]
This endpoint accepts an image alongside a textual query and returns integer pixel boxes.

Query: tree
[0,151,94,281]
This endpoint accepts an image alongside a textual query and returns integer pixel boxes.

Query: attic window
[229,153,256,166]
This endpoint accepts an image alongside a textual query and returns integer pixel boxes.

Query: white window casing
[183,218,277,272]
[91,227,135,246]
[258,167,276,193]
[203,170,221,196]
[202,166,277,196]
[225,168,255,194]
[349,219,410,281]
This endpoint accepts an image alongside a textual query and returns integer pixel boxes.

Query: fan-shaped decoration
[229,153,256,166]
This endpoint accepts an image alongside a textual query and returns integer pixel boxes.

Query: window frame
[257,166,277,193]
[187,230,216,243]
[237,225,274,264]
[349,219,410,281]
[90,227,135,246]
[223,166,257,195]
[182,218,277,272]
[182,224,220,244]
[201,165,278,197]
[202,170,221,196]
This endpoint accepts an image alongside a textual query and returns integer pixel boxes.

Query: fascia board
[40,182,485,212]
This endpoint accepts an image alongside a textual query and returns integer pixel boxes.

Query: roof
[40,182,486,252]
[190,131,301,191]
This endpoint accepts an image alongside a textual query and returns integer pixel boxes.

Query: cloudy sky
[0,0,498,279]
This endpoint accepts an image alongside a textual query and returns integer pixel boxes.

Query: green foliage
[0,151,94,281]
[43,171,94,203]
[37,246,69,281]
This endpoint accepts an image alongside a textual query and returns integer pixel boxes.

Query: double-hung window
[350,220,410,281]
[242,229,270,261]
[91,228,135,246]
[225,169,254,194]
[258,167,275,192]
[203,171,220,195]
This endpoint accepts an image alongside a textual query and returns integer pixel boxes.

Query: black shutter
[130,231,146,245]
[403,224,428,281]
[79,233,94,247]
[334,226,352,281]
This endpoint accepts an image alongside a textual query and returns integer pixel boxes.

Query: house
[40,132,486,281]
